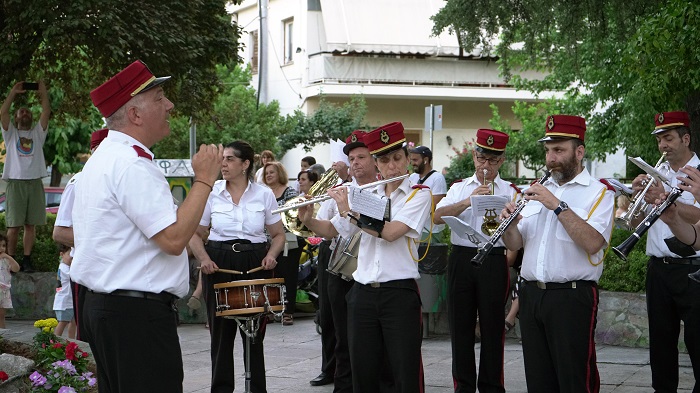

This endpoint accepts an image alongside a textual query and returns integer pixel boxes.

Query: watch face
[560,201,569,210]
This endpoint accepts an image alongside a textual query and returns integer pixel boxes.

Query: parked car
[0,187,65,214]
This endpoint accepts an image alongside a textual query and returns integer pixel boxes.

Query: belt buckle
[662,257,670,264]
[231,243,241,253]
[536,281,546,289]
[370,282,380,288]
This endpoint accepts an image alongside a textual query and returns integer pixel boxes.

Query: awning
[319,0,489,57]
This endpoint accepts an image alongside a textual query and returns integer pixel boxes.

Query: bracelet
[340,210,350,218]
[194,179,213,191]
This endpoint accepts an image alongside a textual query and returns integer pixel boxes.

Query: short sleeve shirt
[1,123,48,179]
[71,131,190,297]
[409,171,447,195]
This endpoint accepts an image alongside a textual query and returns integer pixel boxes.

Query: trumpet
[279,169,340,237]
[471,170,551,266]
[613,163,700,260]
[615,152,667,230]
[272,173,410,214]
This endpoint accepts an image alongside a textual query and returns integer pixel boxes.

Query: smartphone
[23,82,39,90]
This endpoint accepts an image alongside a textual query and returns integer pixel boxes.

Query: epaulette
[132,145,153,161]
[449,179,464,187]
[412,184,430,190]
[599,178,615,192]
[509,183,522,194]
[67,176,78,185]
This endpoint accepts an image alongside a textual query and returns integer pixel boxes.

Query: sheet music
[629,156,670,185]
[349,187,389,221]
[470,195,509,217]
[442,216,489,246]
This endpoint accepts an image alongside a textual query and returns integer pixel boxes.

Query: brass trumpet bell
[280,169,340,237]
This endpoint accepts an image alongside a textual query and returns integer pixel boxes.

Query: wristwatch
[554,201,569,216]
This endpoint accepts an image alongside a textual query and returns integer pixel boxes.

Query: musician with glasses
[636,111,700,393]
[500,115,615,393]
[433,129,520,393]
[299,122,432,393]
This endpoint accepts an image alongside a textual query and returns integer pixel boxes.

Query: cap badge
[547,116,555,130]
[658,113,664,124]
[380,130,390,144]
[351,134,358,142]
[487,135,494,146]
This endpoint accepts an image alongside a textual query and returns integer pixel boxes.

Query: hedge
[0,213,60,272]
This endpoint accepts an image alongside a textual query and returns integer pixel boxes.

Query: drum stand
[230,313,265,393]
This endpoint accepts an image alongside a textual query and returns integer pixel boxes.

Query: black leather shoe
[309,373,334,386]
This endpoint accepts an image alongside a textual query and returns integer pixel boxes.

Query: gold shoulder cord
[586,185,614,266]
[405,188,434,263]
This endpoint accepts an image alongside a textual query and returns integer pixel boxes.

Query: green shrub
[0,213,60,273]
[598,227,648,293]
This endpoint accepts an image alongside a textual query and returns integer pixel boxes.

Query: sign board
[155,159,194,178]
[424,105,443,131]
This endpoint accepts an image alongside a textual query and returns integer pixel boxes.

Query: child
[0,234,20,328]
[53,244,76,338]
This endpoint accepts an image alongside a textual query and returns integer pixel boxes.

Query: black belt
[523,280,596,290]
[89,289,176,304]
[454,245,507,255]
[206,240,267,252]
[652,256,700,266]
[360,278,416,289]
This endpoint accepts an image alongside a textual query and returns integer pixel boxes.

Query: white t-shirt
[71,131,189,297]
[408,171,447,196]
[53,262,73,311]
[1,123,48,179]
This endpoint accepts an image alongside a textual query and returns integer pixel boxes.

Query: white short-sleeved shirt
[54,173,79,228]
[1,123,48,179]
[53,263,73,311]
[330,178,432,284]
[517,168,615,283]
[436,173,520,247]
[646,154,700,258]
[199,180,281,242]
[71,131,189,298]
[409,171,447,196]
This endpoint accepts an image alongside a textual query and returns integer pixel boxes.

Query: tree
[278,96,370,153]
[151,65,296,159]
[432,0,700,169]
[1,0,243,182]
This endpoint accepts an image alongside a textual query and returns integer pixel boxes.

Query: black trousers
[274,237,303,313]
[646,258,700,393]
[519,281,600,393]
[347,280,424,393]
[70,280,88,343]
[203,245,271,393]
[328,269,354,392]
[447,245,509,393]
[317,241,337,378]
[83,291,183,393]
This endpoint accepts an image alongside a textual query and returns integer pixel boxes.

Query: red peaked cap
[474,129,509,155]
[343,130,368,155]
[364,122,406,156]
[90,129,109,150]
[652,111,690,134]
[90,60,171,118]
[538,115,586,143]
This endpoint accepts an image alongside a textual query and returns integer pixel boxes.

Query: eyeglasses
[475,155,502,165]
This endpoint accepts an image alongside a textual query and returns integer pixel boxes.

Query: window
[283,18,294,64]
[251,30,259,74]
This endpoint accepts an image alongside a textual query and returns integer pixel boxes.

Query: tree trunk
[49,167,62,187]
[685,90,700,154]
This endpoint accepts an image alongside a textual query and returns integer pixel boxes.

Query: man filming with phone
[1,80,51,272]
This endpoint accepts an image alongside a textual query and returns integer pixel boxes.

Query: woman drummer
[189,141,285,393]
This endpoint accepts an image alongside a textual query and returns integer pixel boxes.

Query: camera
[23,82,39,91]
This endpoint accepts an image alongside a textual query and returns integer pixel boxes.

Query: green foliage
[152,64,296,159]
[432,0,700,166]
[0,214,59,272]
[444,142,475,186]
[598,228,648,293]
[278,96,370,153]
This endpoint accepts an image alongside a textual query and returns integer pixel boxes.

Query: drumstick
[197,267,243,274]
[247,266,264,274]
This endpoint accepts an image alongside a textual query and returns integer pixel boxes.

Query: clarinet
[471,171,551,266]
[612,163,700,261]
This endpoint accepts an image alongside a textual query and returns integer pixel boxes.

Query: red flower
[0,371,8,381]
[65,341,78,361]
[81,352,89,358]
[53,343,63,349]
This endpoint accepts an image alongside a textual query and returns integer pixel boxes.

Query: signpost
[425,104,443,151]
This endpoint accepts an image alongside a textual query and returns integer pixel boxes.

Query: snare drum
[214,278,286,317]
[328,233,360,281]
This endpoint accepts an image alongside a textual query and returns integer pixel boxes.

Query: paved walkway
[1,316,694,392]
